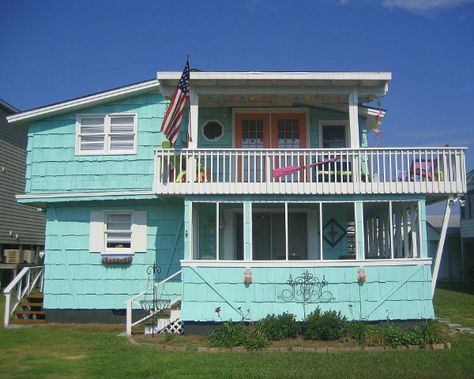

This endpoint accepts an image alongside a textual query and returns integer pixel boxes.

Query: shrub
[257,313,299,341]
[381,321,443,347]
[303,308,348,341]
[207,322,247,348]
[244,325,269,350]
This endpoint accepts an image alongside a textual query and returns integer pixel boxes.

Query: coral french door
[235,112,307,182]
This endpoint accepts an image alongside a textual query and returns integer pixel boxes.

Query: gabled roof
[7,71,391,125]
[7,79,159,124]
[0,99,19,114]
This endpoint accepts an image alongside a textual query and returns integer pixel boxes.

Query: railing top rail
[126,269,183,304]
[155,269,182,287]
[3,266,43,294]
[155,147,467,153]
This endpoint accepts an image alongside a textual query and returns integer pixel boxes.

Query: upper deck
[154,147,466,197]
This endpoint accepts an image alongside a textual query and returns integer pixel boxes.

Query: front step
[11,292,45,325]
[10,318,45,325]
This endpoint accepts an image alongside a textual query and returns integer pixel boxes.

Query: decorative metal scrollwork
[279,271,335,318]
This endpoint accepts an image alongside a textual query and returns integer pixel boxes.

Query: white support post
[285,202,289,261]
[348,88,360,184]
[348,88,360,149]
[216,202,220,260]
[432,197,454,296]
[126,299,132,336]
[188,89,199,149]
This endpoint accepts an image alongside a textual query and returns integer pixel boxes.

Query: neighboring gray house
[427,215,462,281]
[461,169,474,281]
[0,99,45,287]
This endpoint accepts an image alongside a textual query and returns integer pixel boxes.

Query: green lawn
[434,282,474,328]
[1,286,474,379]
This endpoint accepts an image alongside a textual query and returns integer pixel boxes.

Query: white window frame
[89,210,147,255]
[201,119,224,142]
[76,113,137,155]
[318,120,349,148]
[104,211,134,255]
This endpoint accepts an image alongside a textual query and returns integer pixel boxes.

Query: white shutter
[133,211,147,253]
[89,211,104,252]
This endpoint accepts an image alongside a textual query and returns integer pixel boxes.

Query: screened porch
[183,200,426,263]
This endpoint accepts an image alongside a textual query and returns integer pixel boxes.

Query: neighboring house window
[89,210,147,254]
[77,113,137,155]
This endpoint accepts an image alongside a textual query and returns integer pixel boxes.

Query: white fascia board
[157,71,392,81]
[7,79,160,124]
[180,258,432,268]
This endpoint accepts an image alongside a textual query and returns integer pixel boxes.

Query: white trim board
[16,190,155,201]
[158,71,392,81]
[180,258,432,268]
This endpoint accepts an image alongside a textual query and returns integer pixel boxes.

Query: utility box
[23,250,38,264]
[4,249,22,264]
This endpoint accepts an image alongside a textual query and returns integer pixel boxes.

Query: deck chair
[406,158,438,181]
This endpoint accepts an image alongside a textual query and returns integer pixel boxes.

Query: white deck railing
[154,147,466,195]
[3,266,44,327]
[125,269,182,336]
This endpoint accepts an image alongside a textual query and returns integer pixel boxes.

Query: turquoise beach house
[5,70,467,334]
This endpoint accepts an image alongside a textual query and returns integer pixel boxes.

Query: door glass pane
[241,120,264,182]
[277,119,300,148]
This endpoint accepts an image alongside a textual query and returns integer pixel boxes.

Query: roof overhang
[157,71,391,100]
[0,99,19,114]
[7,79,159,125]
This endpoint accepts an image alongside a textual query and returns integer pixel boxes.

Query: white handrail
[154,147,467,196]
[125,269,182,335]
[3,266,44,328]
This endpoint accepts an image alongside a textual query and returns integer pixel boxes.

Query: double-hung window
[77,113,137,155]
[89,210,147,255]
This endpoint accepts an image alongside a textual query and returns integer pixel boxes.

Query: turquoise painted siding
[26,100,368,194]
[197,108,232,148]
[26,93,171,194]
[43,200,184,309]
[181,265,434,322]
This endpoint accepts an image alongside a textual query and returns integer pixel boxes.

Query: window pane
[110,135,135,150]
[322,125,346,148]
[81,117,104,126]
[105,213,132,249]
[81,126,105,134]
[110,116,134,125]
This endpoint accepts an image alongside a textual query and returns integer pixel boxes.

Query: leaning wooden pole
[431,197,454,296]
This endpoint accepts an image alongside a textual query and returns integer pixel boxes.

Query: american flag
[161,60,190,145]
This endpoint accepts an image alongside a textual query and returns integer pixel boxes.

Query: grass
[434,281,474,328]
[0,285,473,379]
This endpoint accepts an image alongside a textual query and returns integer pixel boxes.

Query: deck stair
[10,293,45,325]
[126,270,183,336]
[4,266,45,328]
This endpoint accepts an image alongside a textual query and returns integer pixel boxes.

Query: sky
[1,0,473,207]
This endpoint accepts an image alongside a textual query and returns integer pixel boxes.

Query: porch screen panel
[321,203,355,260]
[220,203,244,261]
[194,203,217,260]
[241,120,264,182]
[252,204,285,260]
[288,212,307,260]
[363,202,391,259]
[391,202,420,258]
